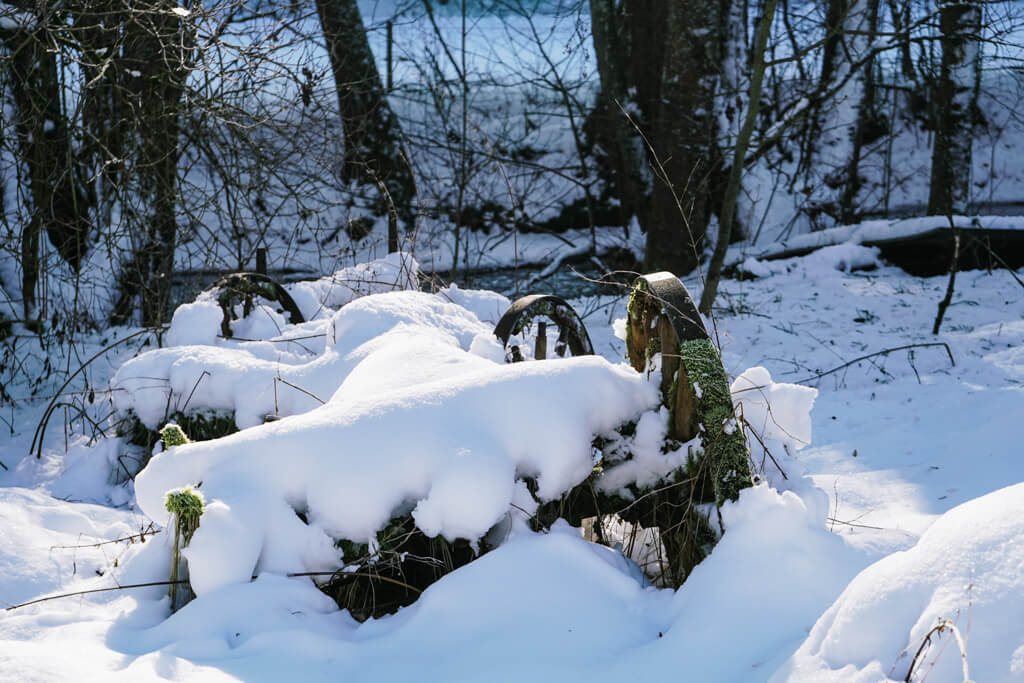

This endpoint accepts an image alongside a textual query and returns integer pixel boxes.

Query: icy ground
[1,245,1023,682]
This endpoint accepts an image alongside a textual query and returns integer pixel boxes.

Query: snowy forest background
[2,0,1022,332]
[2,2,1024,682]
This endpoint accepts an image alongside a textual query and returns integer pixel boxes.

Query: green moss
[338,539,369,563]
[511,301,552,336]
[122,410,238,450]
[165,486,204,544]
[160,423,190,448]
[626,281,646,318]
[679,338,751,508]
[625,282,648,366]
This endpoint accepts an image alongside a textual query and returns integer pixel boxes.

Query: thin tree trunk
[700,0,778,315]
[589,0,651,234]
[112,1,195,326]
[838,0,880,224]
[805,0,880,229]
[2,20,93,318]
[932,218,960,335]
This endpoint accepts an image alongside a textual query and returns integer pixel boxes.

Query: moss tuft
[160,423,191,449]
[165,486,205,542]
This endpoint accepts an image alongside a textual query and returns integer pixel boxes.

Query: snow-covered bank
[2,247,1023,682]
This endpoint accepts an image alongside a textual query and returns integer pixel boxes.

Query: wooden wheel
[493,294,593,363]
[205,272,305,340]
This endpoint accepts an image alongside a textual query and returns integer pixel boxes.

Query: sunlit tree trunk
[806,0,880,228]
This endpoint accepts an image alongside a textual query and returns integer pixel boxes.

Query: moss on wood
[679,338,751,507]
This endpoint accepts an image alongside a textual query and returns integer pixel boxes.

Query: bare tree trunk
[112,1,195,326]
[837,0,880,224]
[75,0,125,230]
[316,0,415,225]
[700,0,778,315]
[2,18,93,318]
[645,0,729,274]
[588,0,651,233]
[928,1,981,216]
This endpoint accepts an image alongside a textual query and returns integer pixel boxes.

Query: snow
[2,244,1023,682]
[727,215,1024,268]
[774,482,1024,683]
[134,353,659,594]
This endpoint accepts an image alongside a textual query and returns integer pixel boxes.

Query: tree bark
[2,18,93,318]
[805,0,880,229]
[111,1,195,326]
[588,0,652,233]
[928,2,981,216]
[645,0,729,274]
[315,0,415,224]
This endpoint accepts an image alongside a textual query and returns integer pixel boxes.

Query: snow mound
[135,354,659,596]
[629,484,866,681]
[112,282,499,430]
[286,251,419,321]
[774,482,1024,682]
[130,287,664,596]
[740,243,881,278]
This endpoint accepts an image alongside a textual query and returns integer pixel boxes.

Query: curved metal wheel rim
[205,272,306,339]
[493,294,594,361]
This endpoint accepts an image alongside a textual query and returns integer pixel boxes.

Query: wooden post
[255,247,267,275]
[388,207,398,254]
[386,21,393,92]
[535,321,547,360]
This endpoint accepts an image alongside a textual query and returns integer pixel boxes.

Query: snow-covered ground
[1,243,1022,682]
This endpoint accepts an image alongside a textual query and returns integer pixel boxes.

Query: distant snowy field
[1,242,1023,682]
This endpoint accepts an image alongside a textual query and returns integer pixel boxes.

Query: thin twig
[218,333,327,343]
[797,343,955,384]
[902,618,970,683]
[933,215,961,335]
[827,517,884,530]
[4,567,422,613]
[180,371,210,415]
[5,580,189,611]
[293,571,422,594]
[273,376,326,405]
[50,527,160,550]
[31,328,164,459]
[967,233,1024,290]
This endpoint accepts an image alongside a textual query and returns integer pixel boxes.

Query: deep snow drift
[1,246,1023,682]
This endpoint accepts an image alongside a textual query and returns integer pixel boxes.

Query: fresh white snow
[1,244,1023,682]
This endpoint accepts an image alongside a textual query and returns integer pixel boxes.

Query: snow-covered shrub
[109,260,820,619]
[775,482,1024,683]
[109,255,425,473]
